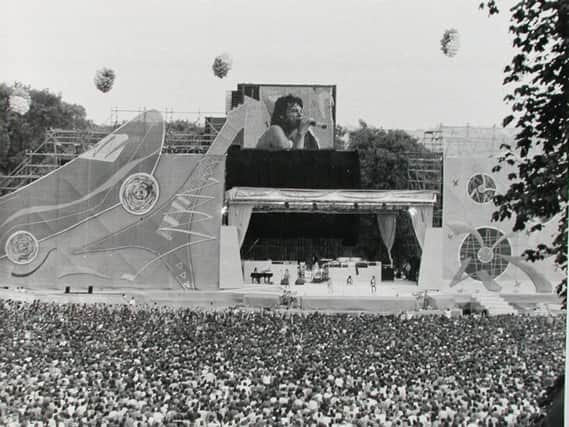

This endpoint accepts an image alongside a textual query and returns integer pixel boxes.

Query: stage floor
[0,280,560,315]
[230,279,421,297]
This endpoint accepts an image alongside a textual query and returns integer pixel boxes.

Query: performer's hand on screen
[298,116,314,134]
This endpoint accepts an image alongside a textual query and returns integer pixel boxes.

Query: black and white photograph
[0,0,567,425]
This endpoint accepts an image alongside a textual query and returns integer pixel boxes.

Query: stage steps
[473,292,517,315]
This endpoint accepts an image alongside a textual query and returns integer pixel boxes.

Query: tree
[348,120,430,189]
[479,2,567,422]
[347,122,432,266]
[0,83,91,175]
[480,1,568,307]
[167,119,203,133]
[334,124,349,150]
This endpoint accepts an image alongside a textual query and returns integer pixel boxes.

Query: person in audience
[0,299,563,426]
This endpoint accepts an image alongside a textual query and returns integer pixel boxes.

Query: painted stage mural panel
[0,111,224,290]
[443,149,562,294]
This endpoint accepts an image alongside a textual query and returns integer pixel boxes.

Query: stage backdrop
[0,111,225,290]
[225,147,360,190]
[226,147,361,255]
[442,140,563,294]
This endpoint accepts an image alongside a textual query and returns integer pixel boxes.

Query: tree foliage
[346,122,431,267]
[334,124,349,150]
[348,121,430,189]
[167,119,204,133]
[481,1,568,306]
[0,83,91,175]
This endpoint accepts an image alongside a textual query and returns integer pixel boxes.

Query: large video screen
[233,84,336,150]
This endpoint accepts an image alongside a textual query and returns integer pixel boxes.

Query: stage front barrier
[301,296,416,313]
[428,294,458,310]
[243,293,281,308]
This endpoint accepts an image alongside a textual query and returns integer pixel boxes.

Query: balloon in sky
[212,53,233,79]
[94,67,116,93]
[8,87,31,115]
[441,29,460,57]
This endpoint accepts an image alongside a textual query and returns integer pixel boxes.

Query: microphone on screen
[308,120,328,129]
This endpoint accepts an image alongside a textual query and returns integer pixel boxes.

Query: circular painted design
[119,173,159,215]
[467,173,496,204]
[5,231,39,265]
[477,246,494,264]
[459,227,512,281]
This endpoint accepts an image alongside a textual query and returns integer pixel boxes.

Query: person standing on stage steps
[256,94,320,150]
[370,275,377,294]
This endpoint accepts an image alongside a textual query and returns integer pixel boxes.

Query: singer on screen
[256,94,320,150]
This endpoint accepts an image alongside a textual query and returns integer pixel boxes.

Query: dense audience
[0,299,564,426]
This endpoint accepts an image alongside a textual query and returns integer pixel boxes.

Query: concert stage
[0,99,562,316]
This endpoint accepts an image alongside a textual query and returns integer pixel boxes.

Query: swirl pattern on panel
[5,231,39,265]
[119,173,160,215]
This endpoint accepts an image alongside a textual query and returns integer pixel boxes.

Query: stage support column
[228,204,253,247]
[219,226,244,289]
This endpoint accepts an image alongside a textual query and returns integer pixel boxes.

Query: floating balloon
[441,28,460,57]
[8,87,31,115]
[212,53,233,79]
[94,67,116,93]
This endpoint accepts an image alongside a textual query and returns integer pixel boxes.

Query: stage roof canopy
[225,187,437,213]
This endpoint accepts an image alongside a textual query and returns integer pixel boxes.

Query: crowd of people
[0,299,564,426]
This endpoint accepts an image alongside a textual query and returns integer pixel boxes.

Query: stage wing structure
[442,133,563,294]
[0,104,252,290]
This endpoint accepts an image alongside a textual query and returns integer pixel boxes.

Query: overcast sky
[2,0,516,130]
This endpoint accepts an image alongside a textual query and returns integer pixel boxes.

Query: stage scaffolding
[0,129,110,194]
[407,152,443,227]
[405,125,517,229]
[440,125,517,156]
[0,110,226,195]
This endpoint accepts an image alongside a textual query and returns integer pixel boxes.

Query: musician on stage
[256,94,320,150]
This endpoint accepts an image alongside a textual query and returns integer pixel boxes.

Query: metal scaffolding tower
[0,129,109,194]
[0,113,226,195]
[405,124,518,228]
[406,130,444,227]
